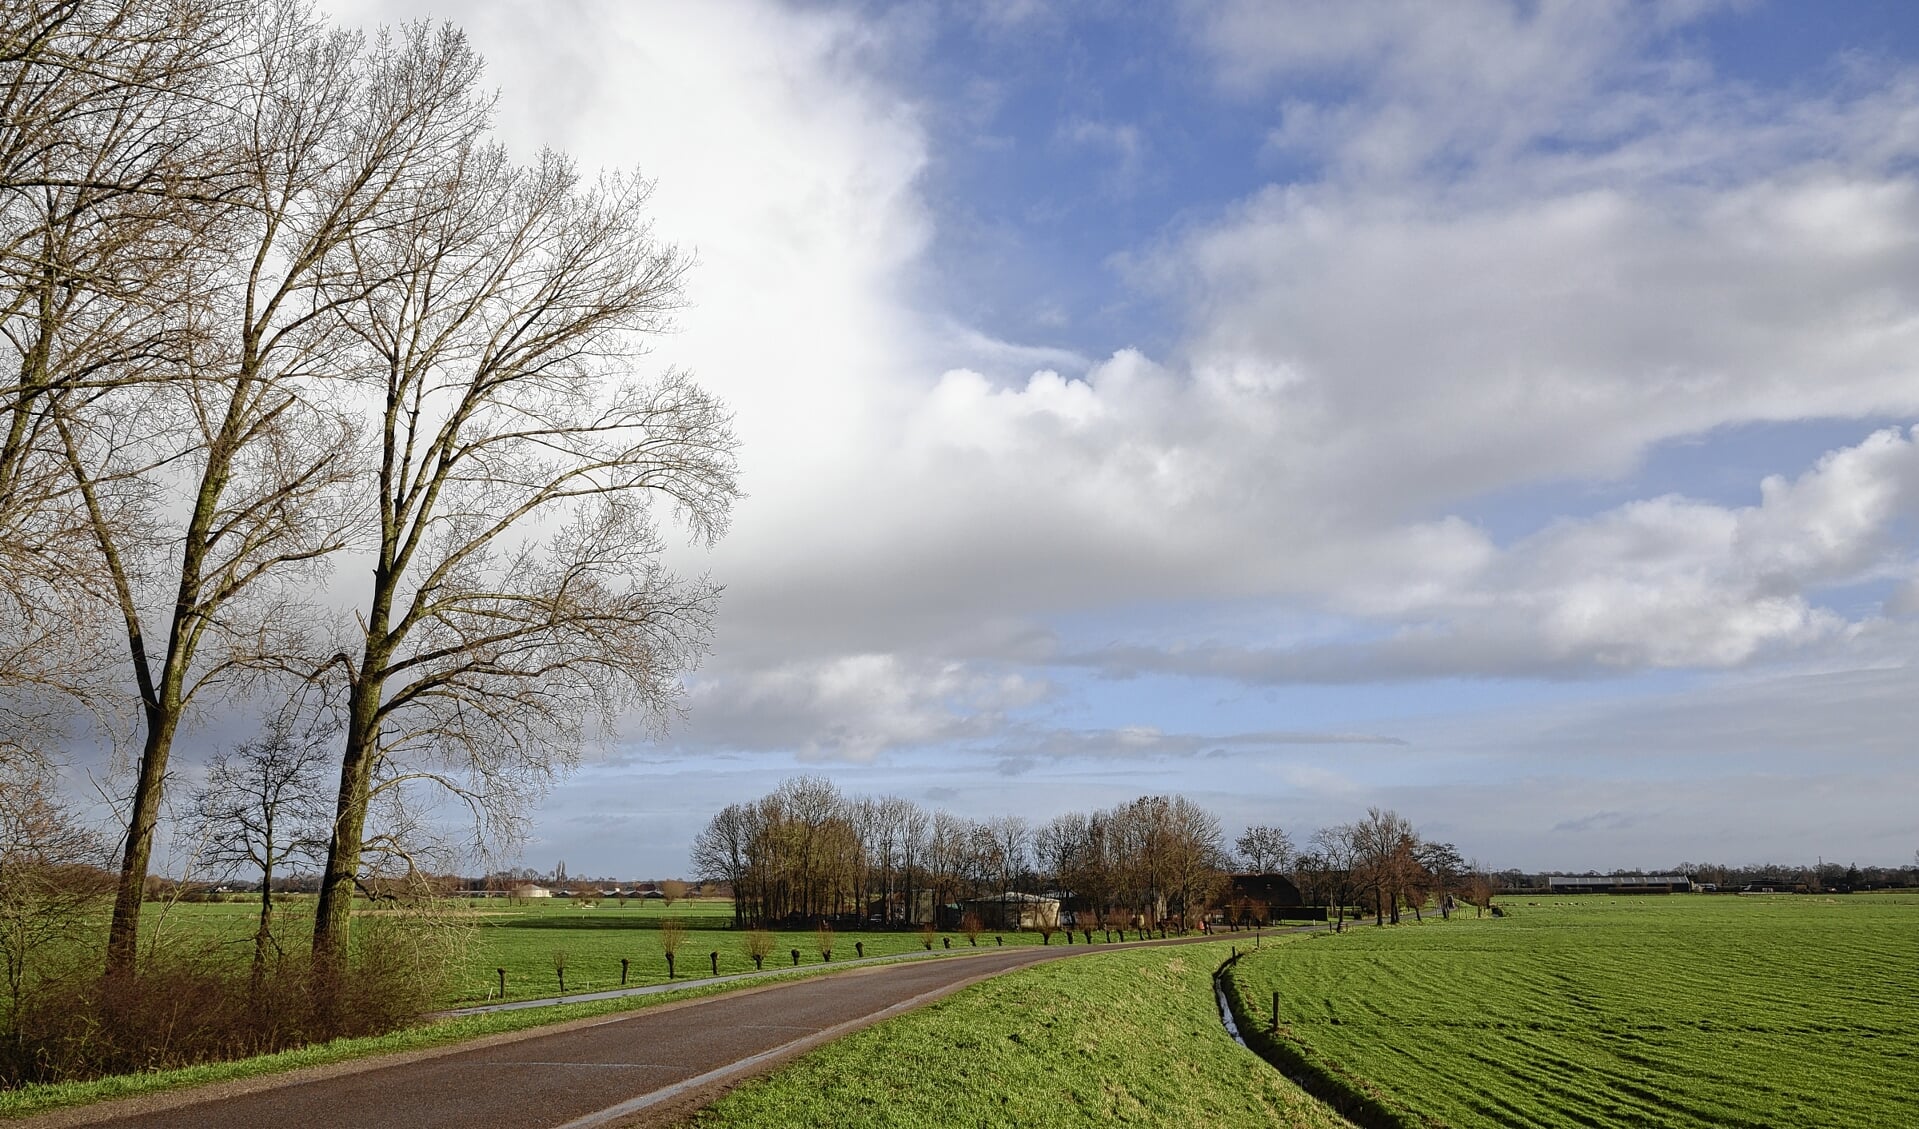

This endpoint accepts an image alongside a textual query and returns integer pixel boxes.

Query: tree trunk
[312,673,383,967]
[105,704,179,977]
[252,864,274,995]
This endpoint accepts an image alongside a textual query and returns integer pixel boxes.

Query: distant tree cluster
[1287,809,1481,927]
[692,777,1233,931]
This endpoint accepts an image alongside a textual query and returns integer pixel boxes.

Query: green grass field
[1224,894,1919,1129]
[454,901,1072,1004]
[140,897,1082,1005]
[690,938,1349,1129]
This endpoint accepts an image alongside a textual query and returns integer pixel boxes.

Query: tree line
[0,0,734,1081]
[692,777,1236,930]
[690,777,1490,933]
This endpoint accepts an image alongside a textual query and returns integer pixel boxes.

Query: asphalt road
[31,932,1259,1129]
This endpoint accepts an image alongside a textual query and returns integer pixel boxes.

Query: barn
[959,892,1062,930]
[1547,875,1694,894]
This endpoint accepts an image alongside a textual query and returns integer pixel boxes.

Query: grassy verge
[687,938,1350,1129]
[1224,894,1919,1129]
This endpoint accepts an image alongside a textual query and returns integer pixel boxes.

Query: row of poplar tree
[0,0,734,997]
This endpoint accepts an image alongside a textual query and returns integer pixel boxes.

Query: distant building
[959,892,1061,930]
[511,883,554,898]
[1225,873,1304,911]
[1547,875,1693,894]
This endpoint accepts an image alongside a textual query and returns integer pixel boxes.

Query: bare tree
[986,814,1029,895]
[309,126,738,967]
[691,802,755,929]
[1235,825,1294,873]
[1311,824,1359,931]
[0,760,108,1042]
[182,711,330,989]
[1348,808,1418,925]
[0,0,244,791]
[58,6,497,978]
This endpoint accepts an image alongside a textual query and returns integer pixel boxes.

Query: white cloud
[296,2,1919,873]
[1068,427,1919,680]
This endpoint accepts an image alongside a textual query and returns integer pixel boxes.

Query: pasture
[1224,893,1919,1129]
[144,897,1074,1005]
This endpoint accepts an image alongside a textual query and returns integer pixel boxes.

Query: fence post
[710,951,719,976]
[1272,991,1279,1032]
[620,957,629,985]
[496,967,506,999]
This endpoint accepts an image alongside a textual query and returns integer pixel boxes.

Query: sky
[317,0,1919,878]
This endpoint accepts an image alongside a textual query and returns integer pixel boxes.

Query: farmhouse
[1223,872,1304,918]
[1547,875,1693,894]
[959,892,1062,930]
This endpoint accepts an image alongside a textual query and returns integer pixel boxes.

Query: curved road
[24,932,1270,1129]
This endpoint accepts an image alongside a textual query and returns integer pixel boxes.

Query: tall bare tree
[307,130,738,964]
[0,0,245,764]
[1235,824,1294,873]
[64,6,494,977]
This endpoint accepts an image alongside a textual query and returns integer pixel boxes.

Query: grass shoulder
[688,937,1350,1129]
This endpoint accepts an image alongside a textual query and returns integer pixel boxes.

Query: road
[25,932,1265,1129]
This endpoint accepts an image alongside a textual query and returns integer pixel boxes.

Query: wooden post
[710,951,718,976]
[855,941,864,958]
[496,967,505,999]
[1272,991,1279,1032]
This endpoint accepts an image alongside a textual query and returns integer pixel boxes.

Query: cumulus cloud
[302,2,1919,872]
[1068,428,1919,681]
[668,652,1049,763]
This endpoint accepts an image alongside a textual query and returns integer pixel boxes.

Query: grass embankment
[690,938,1350,1129]
[1224,893,1919,1129]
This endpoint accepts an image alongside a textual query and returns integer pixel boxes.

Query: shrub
[0,909,461,1087]
[660,919,687,978]
[741,928,775,971]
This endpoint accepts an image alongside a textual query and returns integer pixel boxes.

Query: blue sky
[320,0,1919,878]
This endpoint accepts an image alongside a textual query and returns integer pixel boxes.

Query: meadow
[1223,893,1919,1129]
[689,937,1348,1129]
[143,897,1093,1005]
